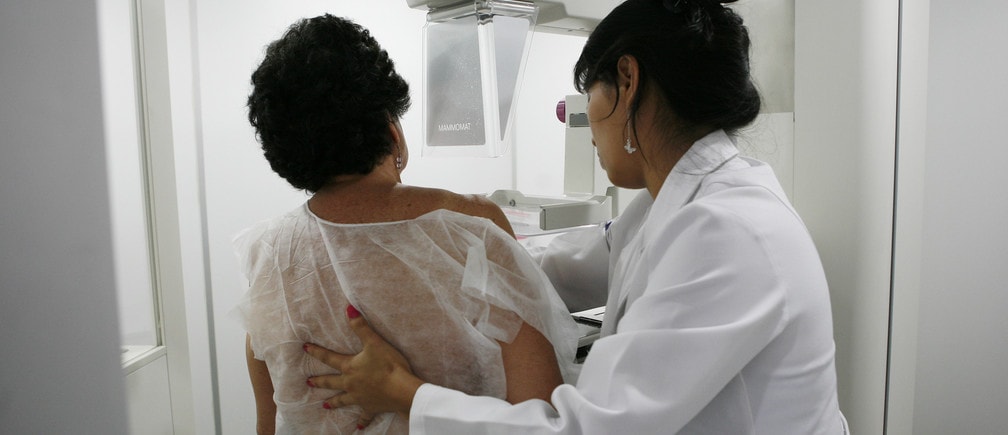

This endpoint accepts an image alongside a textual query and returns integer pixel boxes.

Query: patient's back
[235,189,577,434]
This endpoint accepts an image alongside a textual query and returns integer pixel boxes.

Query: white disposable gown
[234,207,580,434]
[409,130,846,434]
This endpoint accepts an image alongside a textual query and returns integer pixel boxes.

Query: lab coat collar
[641,130,739,235]
[655,129,739,209]
[606,130,740,330]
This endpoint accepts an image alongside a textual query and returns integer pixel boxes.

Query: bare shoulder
[403,186,515,237]
[449,193,502,219]
[453,193,515,237]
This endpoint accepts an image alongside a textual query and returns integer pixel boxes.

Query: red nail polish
[303,343,309,352]
[323,402,332,410]
[306,379,315,388]
[347,304,361,319]
[357,424,365,430]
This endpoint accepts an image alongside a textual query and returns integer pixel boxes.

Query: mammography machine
[406,0,626,235]
[406,0,792,235]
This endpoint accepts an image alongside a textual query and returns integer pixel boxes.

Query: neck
[315,155,401,193]
[307,170,402,224]
[641,127,715,198]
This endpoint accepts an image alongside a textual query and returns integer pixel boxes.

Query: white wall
[794,1,899,433]
[0,1,129,433]
[911,0,1008,432]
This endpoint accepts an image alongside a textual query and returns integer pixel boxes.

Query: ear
[386,118,403,148]
[616,55,641,109]
[386,118,409,173]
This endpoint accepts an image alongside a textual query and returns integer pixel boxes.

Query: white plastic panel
[795,1,899,433]
[910,0,1008,432]
[534,0,621,35]
[126,354,175,434]
[886,0,930,432]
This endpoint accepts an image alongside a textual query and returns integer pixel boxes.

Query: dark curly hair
[247,14,411,192]
[574,0,759,143]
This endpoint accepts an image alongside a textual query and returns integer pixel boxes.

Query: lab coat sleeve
[535,190,653,313]
[538,224,610,312]
[410,384,573,434]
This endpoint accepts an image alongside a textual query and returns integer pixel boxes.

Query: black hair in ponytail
[574,0,759,140]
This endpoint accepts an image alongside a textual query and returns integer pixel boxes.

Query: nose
[591,138,597,148]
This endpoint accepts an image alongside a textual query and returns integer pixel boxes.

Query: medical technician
[304,0,847,433]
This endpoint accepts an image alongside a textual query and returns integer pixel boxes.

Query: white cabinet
[126,351,174,435]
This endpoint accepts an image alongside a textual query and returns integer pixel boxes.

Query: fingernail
[303,343,309,352]
[347,304,361,319]
[323,402,332,410]
[306,379,315,388]
[357,424,365,430]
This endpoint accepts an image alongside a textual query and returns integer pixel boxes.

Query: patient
[235,14,579,434]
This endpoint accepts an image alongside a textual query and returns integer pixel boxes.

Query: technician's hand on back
[304,305,422,416]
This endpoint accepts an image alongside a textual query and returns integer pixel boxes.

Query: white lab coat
[409,130,845,434]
